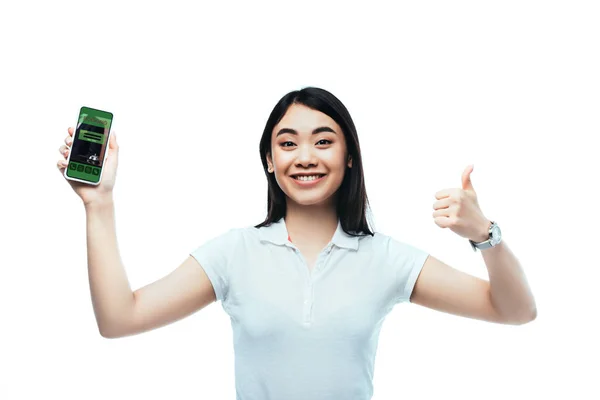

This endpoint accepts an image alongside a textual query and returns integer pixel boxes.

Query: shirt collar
[257,217,359,250]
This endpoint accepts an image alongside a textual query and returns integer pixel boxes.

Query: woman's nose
[296,145,318,164]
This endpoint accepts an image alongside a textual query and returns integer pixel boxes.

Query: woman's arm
[85,198,217,338]
[410,240,536,325]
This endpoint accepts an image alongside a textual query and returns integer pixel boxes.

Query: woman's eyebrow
[276,126,337,137]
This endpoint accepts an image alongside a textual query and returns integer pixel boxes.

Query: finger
[65,135,73,146]
[68,127,74,136]
[434,189,450,200]
[435,188,460,200]
[109,130,117,149]
[433,216,453,229]
[57,159,68,170]
[433,207,452,218]
[59,144,69,157]
[433,197,452,210]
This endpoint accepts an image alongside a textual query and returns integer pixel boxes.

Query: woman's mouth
[291,174,326,186]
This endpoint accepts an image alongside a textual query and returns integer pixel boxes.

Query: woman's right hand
[57,127,120,207]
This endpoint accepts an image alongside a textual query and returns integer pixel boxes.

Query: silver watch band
[470,238,494,251]
[469,221,497,252]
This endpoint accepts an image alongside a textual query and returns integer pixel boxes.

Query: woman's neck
[284,202,338,247]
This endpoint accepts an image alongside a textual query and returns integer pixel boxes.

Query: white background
[1,1,598,399]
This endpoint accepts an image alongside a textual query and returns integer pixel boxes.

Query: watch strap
[469,221,496,252]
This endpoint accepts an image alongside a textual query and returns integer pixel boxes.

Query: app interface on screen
[67,108,112,183]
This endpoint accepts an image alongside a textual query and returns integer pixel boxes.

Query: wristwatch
[469,221,502,252]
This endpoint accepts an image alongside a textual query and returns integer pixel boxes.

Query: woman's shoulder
[366,229,421,252]
[223,224,261,243]
[200,224,264,244]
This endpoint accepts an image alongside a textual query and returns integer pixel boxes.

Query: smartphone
[64,106,113,185]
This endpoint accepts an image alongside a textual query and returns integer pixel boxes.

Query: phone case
[64,106,113,186]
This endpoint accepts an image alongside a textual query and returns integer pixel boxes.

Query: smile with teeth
[292,174,325,181]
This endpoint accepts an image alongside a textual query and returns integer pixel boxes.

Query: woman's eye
[280,140,332,147]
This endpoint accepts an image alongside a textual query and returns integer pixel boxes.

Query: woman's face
[267,103,352,207]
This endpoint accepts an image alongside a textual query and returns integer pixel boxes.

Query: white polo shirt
[190,217,429,400]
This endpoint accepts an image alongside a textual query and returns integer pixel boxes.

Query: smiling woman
[257,89,363,232]
[59,86,535,400]
[275,124,336,191]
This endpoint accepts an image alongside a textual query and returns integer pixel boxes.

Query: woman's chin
[286,192,336,207]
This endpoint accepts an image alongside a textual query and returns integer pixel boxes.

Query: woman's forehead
[274,105,340,135]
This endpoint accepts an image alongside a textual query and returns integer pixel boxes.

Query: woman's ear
[347,155,352,168]
[267,152,273,173]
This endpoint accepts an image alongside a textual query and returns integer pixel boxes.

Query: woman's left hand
[432,164,491,242]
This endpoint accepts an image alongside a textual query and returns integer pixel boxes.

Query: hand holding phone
[57,107,119,206]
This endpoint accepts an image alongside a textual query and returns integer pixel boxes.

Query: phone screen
[66,106,113,184]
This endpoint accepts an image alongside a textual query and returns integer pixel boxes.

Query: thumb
[109,130,118,150]
[461,164,475,192]
[105,131,118,166]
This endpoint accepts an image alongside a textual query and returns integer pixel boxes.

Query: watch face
[491,225,502,244]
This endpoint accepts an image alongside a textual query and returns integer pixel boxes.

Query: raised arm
[58,127,218,339]
[85,200,216,339]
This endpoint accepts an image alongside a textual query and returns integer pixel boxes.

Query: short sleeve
[189,228,241,303]
[385,236,430,304]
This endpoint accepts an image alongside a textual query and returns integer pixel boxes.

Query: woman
[56,87,536,400]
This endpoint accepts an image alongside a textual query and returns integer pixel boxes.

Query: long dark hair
[254,87,374,237]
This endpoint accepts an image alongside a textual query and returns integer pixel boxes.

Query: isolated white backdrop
[1,1,598,399]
